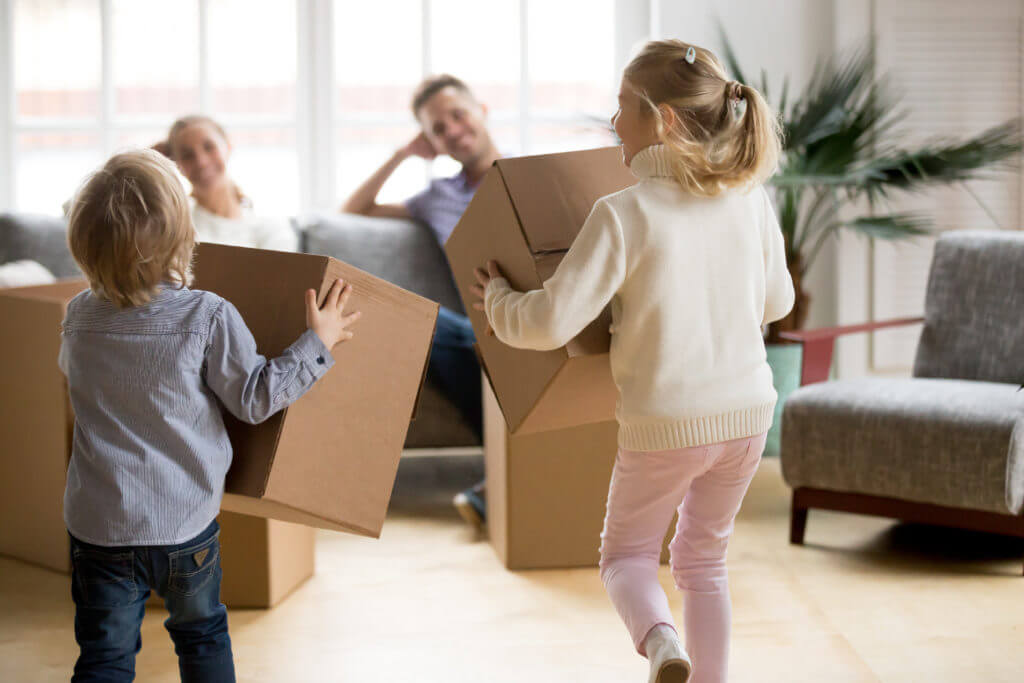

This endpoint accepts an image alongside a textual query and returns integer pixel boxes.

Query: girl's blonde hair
[624,40,782,196]
[68,149,195,308]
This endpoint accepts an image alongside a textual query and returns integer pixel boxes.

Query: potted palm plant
[718,34,1021,455]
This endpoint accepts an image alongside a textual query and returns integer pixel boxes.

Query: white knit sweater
[484,144,795,451]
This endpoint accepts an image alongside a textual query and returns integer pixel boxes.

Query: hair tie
[684,46,696,64]
[726,81,747,120]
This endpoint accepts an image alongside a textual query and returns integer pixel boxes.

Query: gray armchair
[779,231,1024,573]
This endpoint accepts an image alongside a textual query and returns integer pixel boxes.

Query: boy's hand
[470,260,505,337]
[306,279,362,350]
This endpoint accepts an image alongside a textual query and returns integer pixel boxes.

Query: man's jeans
[428,306,482,438]
[69,520,235,683]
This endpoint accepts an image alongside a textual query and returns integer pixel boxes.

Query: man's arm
[340,132,436,218]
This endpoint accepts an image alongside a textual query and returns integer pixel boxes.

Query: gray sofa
[0,211,480,449]
[780,230,1024,571]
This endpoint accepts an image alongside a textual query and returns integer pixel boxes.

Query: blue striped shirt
[59,285,333,546]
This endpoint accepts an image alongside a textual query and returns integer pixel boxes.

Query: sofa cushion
[781,377,1024,515]
[0,213,79,278]
[913,230,1024,385]
[0,260,57,288]
[301,212,464,314]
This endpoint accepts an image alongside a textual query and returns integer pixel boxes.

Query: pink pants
[599,433,766,683]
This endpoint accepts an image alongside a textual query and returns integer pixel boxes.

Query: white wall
[655,0,840,329]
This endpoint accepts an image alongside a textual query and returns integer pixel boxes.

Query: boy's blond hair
[624,40,783,197]
[68,149,195,309]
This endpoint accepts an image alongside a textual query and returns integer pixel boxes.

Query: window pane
[15,132,103,214]
[227,128,300,216]
[209,0,297,116]
[489,121,523,158]
[336,125,427,205]
[528,122,617,156]
[335,0,421,116]
[14,0,101,120]
[111,0,200,118]
[113,129,169,152]
[430,0,519,113]
[529,0,615,118]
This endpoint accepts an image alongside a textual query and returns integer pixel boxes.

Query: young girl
[61,148,359,682]
[154,115,299,252]
[471,41,793,683]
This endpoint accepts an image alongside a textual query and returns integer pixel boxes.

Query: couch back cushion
[301,212,464,314]
[913,230,1024,384]
[0,212,80,278]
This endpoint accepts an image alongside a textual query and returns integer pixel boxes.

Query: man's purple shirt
[404,170,479,246]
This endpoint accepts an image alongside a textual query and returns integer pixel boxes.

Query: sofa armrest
[0,212,80,278]
[779,316,924,385]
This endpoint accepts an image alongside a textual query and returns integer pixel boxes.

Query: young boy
[60,149,360,682]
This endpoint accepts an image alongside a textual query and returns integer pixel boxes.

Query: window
[9,0,299,215]
[869,0,1022,373]
[3,0,624,216]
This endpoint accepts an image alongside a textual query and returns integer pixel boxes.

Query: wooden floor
[3,456,1023,682]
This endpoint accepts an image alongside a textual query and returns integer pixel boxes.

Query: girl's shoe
[645,625,692,683]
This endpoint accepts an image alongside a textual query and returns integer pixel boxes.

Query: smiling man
[342,75,500,529]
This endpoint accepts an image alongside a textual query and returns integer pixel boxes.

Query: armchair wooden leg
[790,495,808,545]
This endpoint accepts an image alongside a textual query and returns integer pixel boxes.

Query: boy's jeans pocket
[167,531,220,598]
[70,541,137,608]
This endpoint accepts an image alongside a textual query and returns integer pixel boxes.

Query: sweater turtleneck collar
[629,144,675,179]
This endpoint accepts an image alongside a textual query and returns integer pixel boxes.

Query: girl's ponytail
[625,40,782,196]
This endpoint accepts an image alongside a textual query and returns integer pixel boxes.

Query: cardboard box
[445,147,637,434]
[193,243,438,536]
[0,281,315,607]
[211,512,316,608]
[0,280,83,572]
[484,383,671,569]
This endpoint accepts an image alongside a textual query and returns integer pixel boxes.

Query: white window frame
[0,0,653,214]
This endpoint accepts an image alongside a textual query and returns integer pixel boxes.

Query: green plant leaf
[859,121,1022,192]
[843,213,931,240]
[785,46,875,150]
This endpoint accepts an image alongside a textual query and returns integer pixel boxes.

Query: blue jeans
[428,306,482,439]
[69,520,235,683]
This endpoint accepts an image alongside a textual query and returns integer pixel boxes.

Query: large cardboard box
[0,281,314,607]
[193,243,438,535]
[0,280,83,572]
[484,383,671,570]
[445,147,637,434]
[211,512,316,608]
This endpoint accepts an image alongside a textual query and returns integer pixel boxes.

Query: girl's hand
[470,260,505,337]
[400,132,438,161]
[306,279,362,350]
